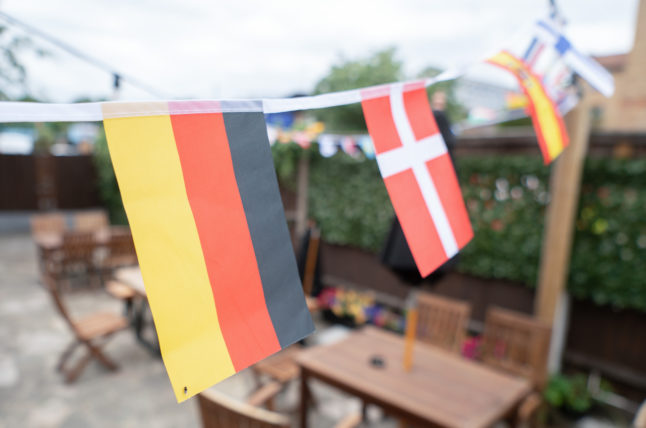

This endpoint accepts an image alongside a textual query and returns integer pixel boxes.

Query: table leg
[300,370,309,428]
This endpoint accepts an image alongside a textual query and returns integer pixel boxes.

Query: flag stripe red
[170,112,281,372]
[384,169,447,277]
[361,96,402,154]
[426,153,474,249]
[402,88,439,140]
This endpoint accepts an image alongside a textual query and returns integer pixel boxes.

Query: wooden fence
[0,154,100,211]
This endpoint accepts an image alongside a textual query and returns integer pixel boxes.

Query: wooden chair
[198,386,361,428]
[43,275,128,383]
[74,210,109,232]
[199,386,290,428]
[31,212,66,237]
[252,346,302,389]
[31,212,67,277]
[47,231,99,288]
[415,292,471,353]
[98,231,138,282]
[480,307,551,427]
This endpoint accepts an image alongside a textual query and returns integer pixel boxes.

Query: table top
[114,266,146,296]
[296,326,531,428]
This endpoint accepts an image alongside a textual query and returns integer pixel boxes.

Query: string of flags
[0,17,614,402]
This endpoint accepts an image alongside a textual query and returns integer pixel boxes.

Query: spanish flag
[102,101,314,402]
[487,51,569,164]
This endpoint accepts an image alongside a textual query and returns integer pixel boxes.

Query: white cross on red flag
[361,82,473,277]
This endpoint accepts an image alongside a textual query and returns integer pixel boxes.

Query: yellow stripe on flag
[488,51,568,162]
[102,105,235,402]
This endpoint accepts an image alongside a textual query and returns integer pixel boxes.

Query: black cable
[0,10,168,98]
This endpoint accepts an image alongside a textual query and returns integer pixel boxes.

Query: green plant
[93,127,127,224]
[273,145,646,313]
[544,373,593,416]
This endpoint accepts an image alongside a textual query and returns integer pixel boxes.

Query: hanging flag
[358,135,375,159]
[341,136,359,157]
[318,134,338,158]
[534,19,614,97]
[102,100,314,403]
[487,51,569,164]
[361,83,473,277]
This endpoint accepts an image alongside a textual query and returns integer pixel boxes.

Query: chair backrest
[415,292,471,353]
[197,389,290,428]
[74,210,109,232]
[31,212,66,237]
[106,231,137,263]
[61,231,97,263]
[481,307,551,390]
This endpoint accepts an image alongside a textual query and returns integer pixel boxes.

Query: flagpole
[534,84,591,373]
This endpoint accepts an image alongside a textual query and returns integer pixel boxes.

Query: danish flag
[361,82,473,276]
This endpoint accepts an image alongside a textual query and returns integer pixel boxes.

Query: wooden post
[535,96,592,369]
[295,152,310,239]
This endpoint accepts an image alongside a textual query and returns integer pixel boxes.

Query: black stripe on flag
[224,112,315,348]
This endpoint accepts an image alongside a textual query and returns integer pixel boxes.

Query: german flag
[102,101,314,402]
[487,51,569,164]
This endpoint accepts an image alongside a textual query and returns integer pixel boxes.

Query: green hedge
[273,143,646,312]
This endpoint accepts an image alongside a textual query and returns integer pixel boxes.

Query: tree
[313,47,403,132]
[313,48,466,132]
[0,25,45,100]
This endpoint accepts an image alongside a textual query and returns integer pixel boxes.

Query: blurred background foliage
[273,143,646,312]
[312,48,464,132]
[93,128,128,225]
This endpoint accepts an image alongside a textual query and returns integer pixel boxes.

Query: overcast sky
[1,0,640,102]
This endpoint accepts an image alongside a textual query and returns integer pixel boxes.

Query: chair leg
[63,350,93,383]
[57,341,80,372]
[86,340,119,371]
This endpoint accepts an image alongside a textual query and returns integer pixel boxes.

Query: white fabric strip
[0,101,104,122]
[0,68,463,122]
[386,83,459,258]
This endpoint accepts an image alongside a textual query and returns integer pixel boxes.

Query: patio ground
[0,218,629,427]
[0,229,399,428]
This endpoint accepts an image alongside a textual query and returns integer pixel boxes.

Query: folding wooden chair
[73,210,109,232]
[46,230,100,289]
[31,212,67,276]
[98,230,138,283]
[44,275,128,383]
[480,307,551,426]
[31,212,67,236]
[415,292,471,353]
[198,386,361,428]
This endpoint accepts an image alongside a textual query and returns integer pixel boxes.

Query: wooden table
[114,266,146,296]
[296,326,532,428]
[113,266,159,355]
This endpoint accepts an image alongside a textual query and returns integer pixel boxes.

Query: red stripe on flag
[384,169,447,277]
[170,112,281,371]
[402,88,439,140]
[426,153,474,249]
[523,100,552,163]
[361,96,402,154]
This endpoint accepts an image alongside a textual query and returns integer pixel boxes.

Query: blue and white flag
[533,19,614,97]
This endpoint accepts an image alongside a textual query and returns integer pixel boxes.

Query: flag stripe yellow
[102,107,235,403]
